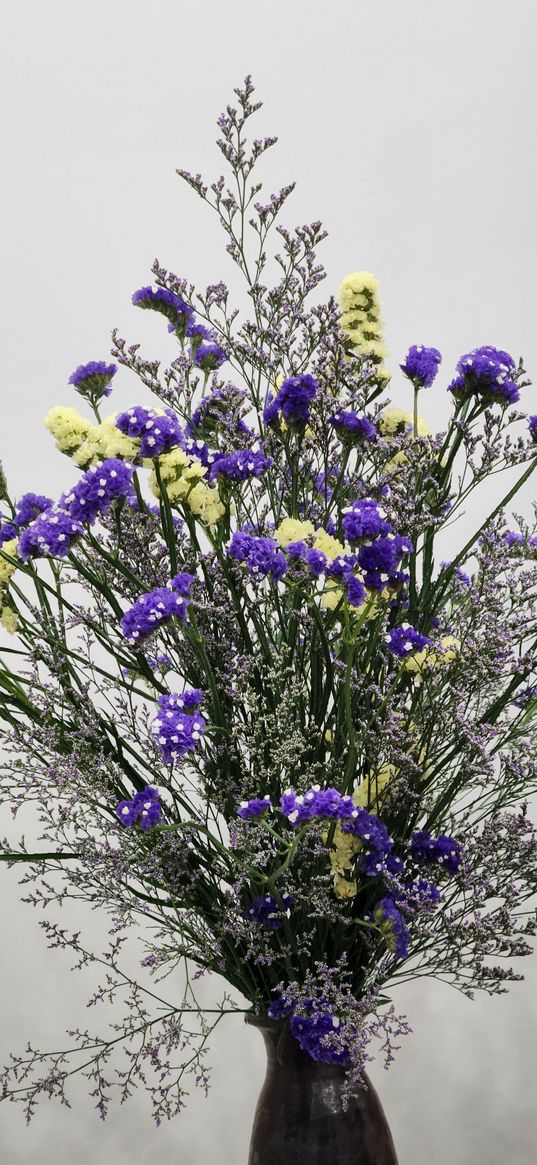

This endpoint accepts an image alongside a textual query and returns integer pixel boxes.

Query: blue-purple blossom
[528,416,537,443]
[68,360,118,401]
[227,531,287,580]
[192,342,227,372]
[115,406,183,458]
[244,892,294,930]
[289,1010,350,1065]
[207,449,272,482]
[132,286,194,336]
[264,374,319,428]
[153,691,205,765]
[371,897,410,959]
[408,830,461,874]
[18,509,85,561]
[237,795,273,820]
[186,321,214,345]
[400,345,442,389]
[329,411,378,442]
[447,346,519,405]
[171,571,196,596]
[61,460,135,526]
[116,786,162,832]
[342,498,392,542]
[120,584,193,644]
[358,534,413,591]
[0,493,53,546]
[344,572,366,608]
[386,624,431,658]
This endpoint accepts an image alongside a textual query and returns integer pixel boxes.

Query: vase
[246,1015,398,1165]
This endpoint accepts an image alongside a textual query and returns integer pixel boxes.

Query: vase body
[246,1016,398,1165]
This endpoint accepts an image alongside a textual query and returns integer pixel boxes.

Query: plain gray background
[1,1,537,1161]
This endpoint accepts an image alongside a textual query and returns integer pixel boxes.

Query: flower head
[116,786,162,831]
[448,346,519,405]
[329,411,377,442]
[115,406,182,458]
[192,342,227,372]
[132,285,194,337]
[264,374,319,428]
[371,897,410,959]
[153,691,205,765]
[400,345,442,389]
[386,624,431,658]
[68,361,117,403]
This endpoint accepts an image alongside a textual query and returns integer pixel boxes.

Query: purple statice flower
[504,531,525,548]
[120,585,192,645]
[207,448,272,482]
[289,1010,350,1065]
[227,530,287,581]
[116,785,162,832]
[267,995,294,1021]
[325,553,359,579]
[244,892,294,931]
[371,897,410,959]
[18,509,84,561]
[329,411,378,442]
[343,572,366,608]
[1,494,55,547]
[186,321,214,345]
[447,346,519,405]
[61,460,135,525]
[237,795,273,820]
[152,690,205,765]
[400,345,442,389]
[408,829,461,874]
[68,360,118,401]
[14,493,54,528]
[305,547,327,577]
[342,498,392,542]
[132,285,194,337]
[171,571,196,595]
[528,416,537,443]
[358,533,413,591]
[115,406,183,458]
[341,807,393,856]
[385,623,430,658]
[280,785,355,825]
[192,342,227,372]
[278,787,393,861]
[0,520,18,546]
[264,374,319,428]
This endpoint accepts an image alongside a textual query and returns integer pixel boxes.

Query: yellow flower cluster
[45,407,93,454]
[274,518,345,561]
[378,406,431,439]
[0,539,17,587]
[403,635,461,680]
[353,763,397,812]
[45,407,139,467]
[0,539,19,635]
[326,825,360,900]
[378,407,432,474]
[149,449,225,527]
[338,271,391,384]
[327,765,399,900]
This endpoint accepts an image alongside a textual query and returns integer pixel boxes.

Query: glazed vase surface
[246,1016,398,1165]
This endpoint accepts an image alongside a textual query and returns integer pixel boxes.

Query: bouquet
[1,76,537,1126]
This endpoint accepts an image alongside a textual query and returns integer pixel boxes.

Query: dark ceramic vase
[246,1016,398,1165]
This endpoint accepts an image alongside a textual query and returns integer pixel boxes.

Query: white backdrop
[1,1,537,1162]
